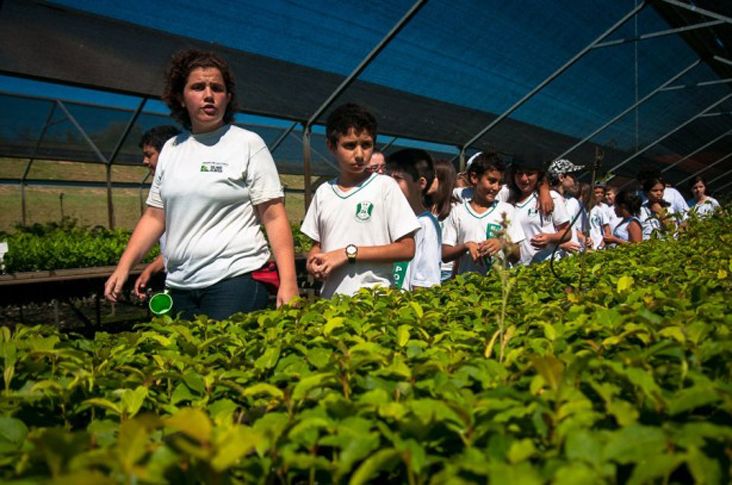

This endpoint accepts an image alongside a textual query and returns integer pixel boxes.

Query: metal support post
[21,103,57,225]
[706,168,732,187]
[660,128,732,174]
[660,78,732,92]
[138,172,151,216]
[302,124,313,209]
[715,56,732,67]
[592,19,724,48]
[105,97,147,229]
[675,151,732,186]
[554,60,699,162]
[461,1,645,150]
[269,122,299,154]
[606,93,732,179]
[108,98,147,165]
[711,176,732,193]
[55,101,109,164]
[305,0,427,129]
[378,137,398,153]
[661,0,732,25]
[699,111,732,118]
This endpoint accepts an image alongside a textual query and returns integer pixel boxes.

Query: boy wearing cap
[301,103,420,298]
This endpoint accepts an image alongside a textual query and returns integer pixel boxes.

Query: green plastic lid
[149,291,173,316]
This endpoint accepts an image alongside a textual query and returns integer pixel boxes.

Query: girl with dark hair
[428,159,459,280]
[430,159,459,221]
[604,190,642,245]
[508,158,571,265]
[105,49,298,319]
[640,176,676,239]
[688,176,720,217]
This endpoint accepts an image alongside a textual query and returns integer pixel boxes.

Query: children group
[107,48,721,320]
[301,102,719,298]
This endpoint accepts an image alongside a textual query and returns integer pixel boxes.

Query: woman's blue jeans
[168,273,269,321]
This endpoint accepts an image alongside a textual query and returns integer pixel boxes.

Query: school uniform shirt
[514,191,570,265]
[589,203,609,250]
[639,187,689,221]
[664,187,690,220]
[689,197,720,217]
[393,211,442,290]
[300,173,420,299]
[613,216,642,242]
[147,125,282,289]
[562,195,582,252]
[438,216,455,281]
[442,200,525,275]
[640,199,685,240]
[605,204,623,235]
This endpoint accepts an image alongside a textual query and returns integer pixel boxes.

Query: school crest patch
[355,201,374,221]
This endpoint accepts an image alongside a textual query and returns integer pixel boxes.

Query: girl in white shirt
[688,176,721,218]
[507,158,571,265]
[604,190,642,245]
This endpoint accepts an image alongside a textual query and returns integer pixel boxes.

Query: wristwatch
[345,244,358,264]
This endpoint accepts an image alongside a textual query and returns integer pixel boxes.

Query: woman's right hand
[104,269,129,303]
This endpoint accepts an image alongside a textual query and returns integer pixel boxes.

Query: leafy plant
[0,212,730,482]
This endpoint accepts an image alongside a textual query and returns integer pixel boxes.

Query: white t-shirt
[664,187,690,220]
[613,216,642,242]
[589,203,609,250]
[300,173,420,298]
[147,125,283,289]
[639,186,689,221]
[690,197,720,217]
[562,195,582,250]
[640,203,658,240]
[438,216,455,281]
[514,191,570,265]
[605,203,623,235]
[443,200,525,275]
[394,211,441,290]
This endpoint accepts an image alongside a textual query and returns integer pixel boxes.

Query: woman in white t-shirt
[105,49,298,319]
[688,176,721,218]
[507,157,571,265]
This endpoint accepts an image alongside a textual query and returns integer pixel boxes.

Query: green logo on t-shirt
[486,223,502,239]
[355,201,374,221]
[393,261,409,289]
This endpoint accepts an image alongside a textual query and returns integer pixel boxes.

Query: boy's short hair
[386,148,435,195]
[326,103,377,146]
[467,152,505,179]
[139,125,181,152]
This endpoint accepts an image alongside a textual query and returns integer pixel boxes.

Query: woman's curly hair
[162,49,238,129]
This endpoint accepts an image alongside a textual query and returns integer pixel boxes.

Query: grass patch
[0,159,308,232]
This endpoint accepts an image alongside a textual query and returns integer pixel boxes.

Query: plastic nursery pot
[149,290,173,316]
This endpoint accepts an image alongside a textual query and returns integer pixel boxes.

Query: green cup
[149,290,173,316]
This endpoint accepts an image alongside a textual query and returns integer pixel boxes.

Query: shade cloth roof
[1,0,732,192]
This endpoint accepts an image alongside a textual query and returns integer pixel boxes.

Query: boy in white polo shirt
[301,103,420,298]
[386,148,442,290]
[442,153,525,275]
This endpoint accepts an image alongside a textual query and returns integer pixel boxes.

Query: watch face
[346,245,357,256]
